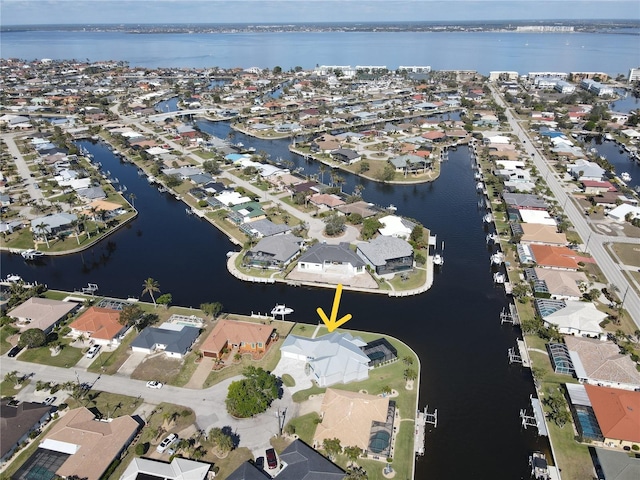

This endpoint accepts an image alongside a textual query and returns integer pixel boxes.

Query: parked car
[266,448,277,469]
[255,457,264,470]
[43,396,56,406]
[146,381,163,389]
[156,433,178,453]
[7,345,23,357]
[86,345,101,358]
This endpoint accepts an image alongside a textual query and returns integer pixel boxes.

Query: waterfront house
[243,233,302,269]
[30,213,77,237]
[69,306,128,346]
[564,335,640,391]
[567,160,605,182]
[378,215,416,239]
[200,319,275,359]
[8,297,77,334]
[296,242,366,276]
[519,224,568,246]
[356,235,414,276]
[591,448,640,480]
[244,218,292,238]
[330,148,361,164]
[0,400,51,465]
[308,193,346,209]
[130,324,200,358]
[389,154,429,174]
[280,332,371,387]
[31,407,139,480]
[314,388,395,458]
[529,244,587,270]
[584,385,640,448]
[336,201,378,218]
[227,202,266,224]
[581,180,616,195]
[529,267,587,300]
[536,299,606,339]
[502,193,548,211]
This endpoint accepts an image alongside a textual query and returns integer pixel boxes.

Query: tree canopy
[18,328,47,348]
[225,366,279,418]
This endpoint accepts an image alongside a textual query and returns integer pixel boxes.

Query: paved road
[2,133,46,209]
[489,84,640,326]
[0,356,297,453]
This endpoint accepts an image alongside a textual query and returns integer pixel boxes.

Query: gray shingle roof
[357,235,413,266]
[249,234,301,262]
[298,242,365,268]
[131,326,199,355]
[247,219,291,237]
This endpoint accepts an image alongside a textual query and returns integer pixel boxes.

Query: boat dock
[414,409,426,456]
[414,406,437,456]
[517,339,531,368]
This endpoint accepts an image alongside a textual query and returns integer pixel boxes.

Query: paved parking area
[117,351,147,375]
[271,356,312,394]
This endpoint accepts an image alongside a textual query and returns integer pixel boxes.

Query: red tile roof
[69,307,122,340]
[585,384,640,442]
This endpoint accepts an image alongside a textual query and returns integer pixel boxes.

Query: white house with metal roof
[280,332,371,387]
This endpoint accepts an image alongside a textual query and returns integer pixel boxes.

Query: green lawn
[0,379,30,398]
[18,341,83,368]
[283,411,320,444]
[87,332,136,375]
[0,326,16,355]
[65,390,143,418]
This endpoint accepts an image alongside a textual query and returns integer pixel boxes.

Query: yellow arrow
[316,284,352,332]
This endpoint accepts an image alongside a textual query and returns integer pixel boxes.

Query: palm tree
[70,219,81,245]
[318,164,327,185]
[128,193,136,208]
[35,222,50,248]
[142,277,160,307]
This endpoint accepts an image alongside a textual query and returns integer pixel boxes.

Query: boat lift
[81,283,99,295]
[520,395,549,436]
[500,304,520,326]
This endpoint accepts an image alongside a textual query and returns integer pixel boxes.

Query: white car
[156,433,178,453]
[146,381,163,389]
[43,396,56,406]
[86,345,101,359]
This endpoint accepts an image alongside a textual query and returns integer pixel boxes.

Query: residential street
[0,355,297,454]
[489,84,640,327]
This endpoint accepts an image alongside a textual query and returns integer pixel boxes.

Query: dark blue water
[1,132,542,479]
[584,136,640,190]
[2,29,637,75]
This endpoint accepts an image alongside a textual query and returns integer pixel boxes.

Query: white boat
[21,249,44,260]
[5,274,23,283]
[483,213,493,224]
[493,272,506,284]
[491,252,505,265]
[486,233,499,245]
[387,204,397,212]
[529,451,550,480]
[271,304,293,319]
[476,182,484,191]
[621,172,631,182]
[433,254,444,266]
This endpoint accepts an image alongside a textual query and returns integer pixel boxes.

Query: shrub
[135,442,148,455]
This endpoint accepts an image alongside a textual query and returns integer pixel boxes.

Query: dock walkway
[414,409,426,456]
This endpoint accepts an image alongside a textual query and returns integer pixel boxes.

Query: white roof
[215,190,251,206]
[146,147,171,156]
[120,457,210,480]
[40,438,80,454]
[519,209,557,226]
[378,215,412,238]
[485,135,511,144]
[544,301,607,335]
[607,204,640,222]
[281,332,370,386]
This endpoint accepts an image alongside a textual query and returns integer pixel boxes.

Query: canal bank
[0,136,540,480]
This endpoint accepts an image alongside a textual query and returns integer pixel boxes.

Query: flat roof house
[8,297,77,334]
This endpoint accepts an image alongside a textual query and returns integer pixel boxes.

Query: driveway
[271,356,312,394]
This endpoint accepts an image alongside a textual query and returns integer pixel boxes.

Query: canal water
[583,135,640,191]
[1,124,544,479]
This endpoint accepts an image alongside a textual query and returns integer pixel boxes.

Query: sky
[1,0,639,26]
